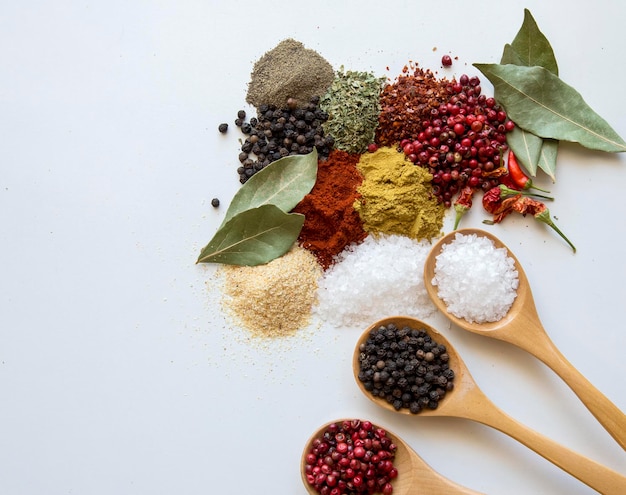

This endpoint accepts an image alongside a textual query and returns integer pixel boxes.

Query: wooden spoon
[353,316,626,495]
[301,419,485,495]
[423,228,626,452]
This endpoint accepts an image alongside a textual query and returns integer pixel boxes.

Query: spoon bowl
[423,228,626,451]
[424,228,530,333]
[353,316,626,495]
[301,419,484,495]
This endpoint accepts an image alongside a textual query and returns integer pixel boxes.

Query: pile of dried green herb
[320,68,385,154]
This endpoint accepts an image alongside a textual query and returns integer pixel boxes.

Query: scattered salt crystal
[431,233,518,323]
[314,234,437,328]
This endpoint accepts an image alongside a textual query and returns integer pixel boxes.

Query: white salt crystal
[314,234,437,328]
[431,233,518,323]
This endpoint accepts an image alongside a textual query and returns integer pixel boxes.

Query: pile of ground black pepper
[246,38,335,110]
[232,97,334,183]
[357,322,455,413]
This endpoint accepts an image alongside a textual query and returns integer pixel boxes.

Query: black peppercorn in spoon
[353,316,626,495]
[423,228,626,452]
[301,419,485,495]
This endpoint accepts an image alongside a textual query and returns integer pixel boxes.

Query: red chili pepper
[498,170,521,190]
[507,150,550,193]
[453,185,475,229]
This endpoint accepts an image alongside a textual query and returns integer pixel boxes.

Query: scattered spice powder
[293,149,367,269]
[219,246,322,338]
[375,62,451,146]
[246,39,335,110]
[354,147,445,239]
[319,67,385,153]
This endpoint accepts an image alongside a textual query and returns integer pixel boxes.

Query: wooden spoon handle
[508,326,626,452]
[464,389,626,495]
[408,456,486,495]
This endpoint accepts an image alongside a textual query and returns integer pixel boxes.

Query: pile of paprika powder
[292,150,368,269]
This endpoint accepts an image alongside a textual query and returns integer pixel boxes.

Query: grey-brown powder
[246,39,335,109]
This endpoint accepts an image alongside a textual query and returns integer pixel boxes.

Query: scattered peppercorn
[218,123,228,133]
[304,419,398,495]
[399,73,512,208]
[237,109,246,120]
[229,97,332,184]
[357,322,455,414]
[211,198,220,207]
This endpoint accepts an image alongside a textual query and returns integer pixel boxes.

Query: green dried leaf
[500,44,525,66]
[537,139,559,180]
[498,10,559,179]
[220,149,318,228]
[474,63,626,153]
[320,67,385,154]
[508,8,559,75]
[197,204,305,266]
[505,126,543,176]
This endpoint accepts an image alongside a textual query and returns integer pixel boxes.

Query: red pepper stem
[498,184,553,201]
[453,204,468,230]
[534,209,577,253]
[525,182,551,194]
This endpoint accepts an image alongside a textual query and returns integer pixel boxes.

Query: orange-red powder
[292,150,367,269]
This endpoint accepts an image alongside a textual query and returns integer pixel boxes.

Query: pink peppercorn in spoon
[301,419,485,495]
[352,316,626,495]
[423,228,626,452]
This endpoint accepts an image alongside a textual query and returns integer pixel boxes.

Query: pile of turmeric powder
[354,147,445,240]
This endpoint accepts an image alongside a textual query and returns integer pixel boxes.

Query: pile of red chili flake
[376,63,451,147]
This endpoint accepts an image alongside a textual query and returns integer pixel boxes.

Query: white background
[1,1,625,494]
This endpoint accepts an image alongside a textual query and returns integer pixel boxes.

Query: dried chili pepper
[482,185,522,223]
[453,167,511,229]
[453,186,476,229]
[507,150,550,192]
[482,185,575,252]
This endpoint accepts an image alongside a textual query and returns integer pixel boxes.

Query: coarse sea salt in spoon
[301,419,485,495]
[353,316,626,495]
[423,228,626,452]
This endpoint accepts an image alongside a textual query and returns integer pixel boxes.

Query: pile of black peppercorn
[357,322,455,414]
[230,97,334,183]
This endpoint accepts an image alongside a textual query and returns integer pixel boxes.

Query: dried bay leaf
[537,139,559,180]
[501,44,525,66]
[220,149,318,228]
[498,9,559,178]
[198,149,317,266]
[508,9,559,75]
[505,126,543,177]
[197,205,305,266]
[474,63,626,153]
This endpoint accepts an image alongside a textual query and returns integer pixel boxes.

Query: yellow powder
[354,147,445,239]
[219,245,322,338]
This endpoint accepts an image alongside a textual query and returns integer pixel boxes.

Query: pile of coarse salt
[314,234,437,328]
[431,233,518,323]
